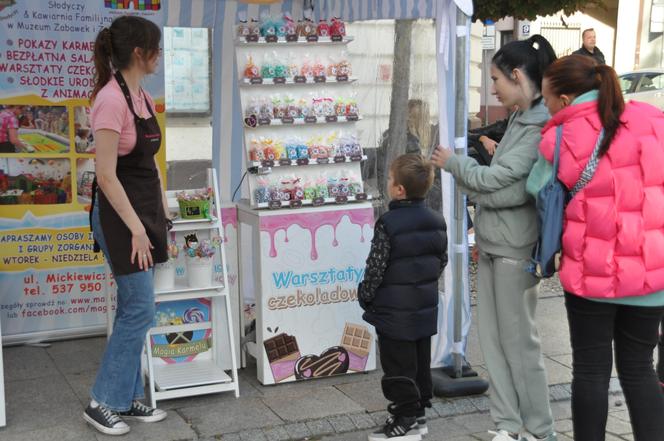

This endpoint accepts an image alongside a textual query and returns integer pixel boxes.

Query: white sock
[90,399,99,408]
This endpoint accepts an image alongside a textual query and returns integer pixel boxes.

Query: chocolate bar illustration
[294,346,349,380]
[263,333,300,383]
[340,323,372,372]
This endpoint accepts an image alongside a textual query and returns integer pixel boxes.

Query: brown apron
[90,71,168,276]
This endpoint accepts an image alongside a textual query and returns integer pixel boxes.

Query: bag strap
[551,125,563,178]
[570,128,605,197]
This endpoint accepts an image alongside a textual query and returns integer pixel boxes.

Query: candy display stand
[144,169,239,405]
[237,201,376,385]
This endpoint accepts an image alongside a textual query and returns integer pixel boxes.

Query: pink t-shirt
[90,77,156,156]
[0,110,18,143]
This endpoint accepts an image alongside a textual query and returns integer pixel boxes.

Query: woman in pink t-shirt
[84,15,168,436]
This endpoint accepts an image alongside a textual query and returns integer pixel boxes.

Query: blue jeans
[91,200,155,411]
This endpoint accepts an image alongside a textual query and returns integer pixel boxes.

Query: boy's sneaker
[118,400,167,423]
[488,430,522,441]
[368,415,422,440]
[83,401,130,436]
[415,411,427,436]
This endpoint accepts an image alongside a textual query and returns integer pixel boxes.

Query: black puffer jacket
[360,199,447,341]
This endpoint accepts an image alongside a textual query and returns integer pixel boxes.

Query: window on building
[163,27,211,115]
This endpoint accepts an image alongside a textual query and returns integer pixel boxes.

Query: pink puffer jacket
[540,100,664,299]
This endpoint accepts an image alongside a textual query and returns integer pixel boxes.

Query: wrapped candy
[246,97,260,117]
[284,13,297,37]
[330,17,346,37]
[292,178,304,201]
[248,18,261,37]
[338,52,352,76]
[338,177,350,197]
[236,20,249,38]
[259,97,273,120]
[317,19,330,37]
[297,143,309,159]
[316,175,329,199]
[166,241,179,260]
[327,176,340,197]
[244,55,260,79]
[286,52,299,78]
[313,58,326,77]
[346,94,359,116]
[249,138,261,161]
[312,97,325,117]
[263,138,277,161]
[274,140,286,160]
[260,16,276,37]
[286,143,298,160]
[327,55,339,77]
[299,18,316,37]
[301,54,314,79]
[303,179,317,200]
[254,177,270,203]
[300,97,313,118]
[268,179,280,202]
[285,95,301,118]
[273,15,286,37]
[272,95,287,119]
[261,53,276,78]
[280,178,292,202]
[348,174,363,195]
[323,97,335,117]
[335,97,346,116]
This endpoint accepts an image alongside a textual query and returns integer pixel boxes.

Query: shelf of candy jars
[236,14,350,45]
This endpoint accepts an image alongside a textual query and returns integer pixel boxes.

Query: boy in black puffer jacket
[359,153,448,441]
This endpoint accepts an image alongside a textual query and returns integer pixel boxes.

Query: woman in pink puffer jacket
[540,54,664,441]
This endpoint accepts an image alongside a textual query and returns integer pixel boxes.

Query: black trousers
[658,318,664,384]
[565,292,664,441]
[378,334,432,417]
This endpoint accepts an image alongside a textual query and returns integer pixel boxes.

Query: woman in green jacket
[432,35,557,441]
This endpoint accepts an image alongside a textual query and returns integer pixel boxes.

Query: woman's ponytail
[92,27,113,102]
[595,64,625,157]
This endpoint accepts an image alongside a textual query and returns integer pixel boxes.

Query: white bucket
[154,260,176,291]
[186,256,213,288]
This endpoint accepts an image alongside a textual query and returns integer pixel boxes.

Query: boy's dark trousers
[378,334,432,417]
[659,318,664,388]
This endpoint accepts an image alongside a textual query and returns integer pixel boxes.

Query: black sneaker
[416,413,427,436]
[118,400,167,423]
[83,401,130,436]
[368,415,422,440]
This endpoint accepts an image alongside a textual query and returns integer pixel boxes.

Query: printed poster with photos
[256,205,376,384]
[0,0,166,341]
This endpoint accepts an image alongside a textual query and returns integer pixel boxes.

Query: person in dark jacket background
[572,28,605,65]
[359,153,448,441]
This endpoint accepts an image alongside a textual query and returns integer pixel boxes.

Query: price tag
[294,75,307,83]
[286,34,299,42]
[296,158,310,166]
[273,77,286,84]
[306,35,319,42]
[325,115,338,123]
[281,117,294,124]
[289,200,303,209]
[250,77,263,84]
[335,195,349,204]
[305,116,318,124]
[336,74,348,82]
[355,193,368,201]
[346,114,359,121]
[312,197,325,207]
[266,35,278,43]
[333,155,346,163]
[245,35,259,42]
[258,117,271,126]
[268,200,282,209]
[279,159,292,166]
[314,75,326,83]
[261,160,275,167]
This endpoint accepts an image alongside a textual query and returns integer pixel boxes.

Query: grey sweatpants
[477,251,554,437]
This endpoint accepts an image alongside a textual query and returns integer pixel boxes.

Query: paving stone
[262,386,363,422]
[542,357,572,386]
[262,426,290,441]
[305,419,335,437]
[179,398,282,437]
[220,434,241,441]
[450,412,494,434]
[605,414,634,435]
[556,433,574,441]
[369,411,389,427]
[553,418,574,434]
[239,429,267,441]
[283,422,311,439]
[334,380,388,413]
[319,431,371,441]
[348,412,376,430]
[0,424,96,441]
[327,414,356,433]
[47,337,105,375]
[3,345,61,382]
[468,395,490,412]
[549,384,572,402]
[432,398,478,417]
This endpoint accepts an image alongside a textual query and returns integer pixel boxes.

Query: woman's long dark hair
[92,15,161,101]
[544,55,624,157]
[492,34,557,106]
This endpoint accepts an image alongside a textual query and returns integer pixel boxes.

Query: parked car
[618,69,664,110]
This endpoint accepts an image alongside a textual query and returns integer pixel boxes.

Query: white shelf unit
[236,35,368,211]
[143,168,239,406]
